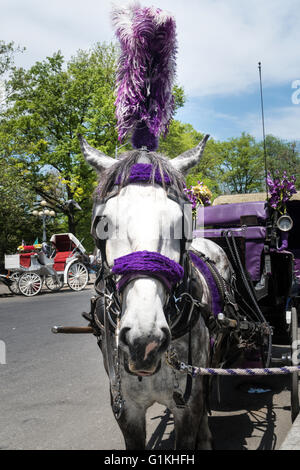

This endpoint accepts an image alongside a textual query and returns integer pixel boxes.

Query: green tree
[0,42,187,250]
[0,43,118,247]
[0,158,63,265]
[0,40,24,75]
[215,133,264,194]
[264,135,300,186]
[159,120,201,158]
[0,40,25,110]
[185,137,223,195]
[159,120,223,195]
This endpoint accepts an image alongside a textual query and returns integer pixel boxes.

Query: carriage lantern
[277,214,294,232]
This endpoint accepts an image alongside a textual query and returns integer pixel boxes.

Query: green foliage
[0,158,62,264]
[158,120,201,158]
[0,40,25,76]
[265,135,300,186]
[186,137,224,196]
[172,84,186,111]
[214,133,265,194]
[0,42,187,252]
[0,43,119,248]
[158,121,224,196]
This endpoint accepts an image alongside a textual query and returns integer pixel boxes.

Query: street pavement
[0,286,125,450]
[0,285,297,450]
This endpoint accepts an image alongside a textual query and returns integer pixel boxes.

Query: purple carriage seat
[194,201,269,282]
[199,201,268,228]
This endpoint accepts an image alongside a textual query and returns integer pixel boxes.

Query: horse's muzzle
[119,327,170,375]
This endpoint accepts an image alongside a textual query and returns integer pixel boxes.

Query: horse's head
[80,135,209,376]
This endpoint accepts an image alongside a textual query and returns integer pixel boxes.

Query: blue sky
[1,0,300,144]
[177,82,300,142]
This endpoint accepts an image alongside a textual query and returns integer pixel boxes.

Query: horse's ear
[170,134,210,175]
[78,134,115,172]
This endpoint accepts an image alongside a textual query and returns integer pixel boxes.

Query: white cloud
[174,0,300,97]
[0,0,115,66]
[243,105,300,141]
[1,0,300,97]
[1,0,299,141]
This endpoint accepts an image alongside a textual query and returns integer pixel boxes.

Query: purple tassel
[112,3,177,150]
[277,232,289,252]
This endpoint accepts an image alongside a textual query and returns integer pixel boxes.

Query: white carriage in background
[4,233,90,297]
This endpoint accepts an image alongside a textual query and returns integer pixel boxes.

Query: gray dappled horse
[80,135,232,450]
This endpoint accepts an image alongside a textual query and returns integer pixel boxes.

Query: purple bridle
[93,163,190,294]
[115,163,172,186]
[112,250,184,292]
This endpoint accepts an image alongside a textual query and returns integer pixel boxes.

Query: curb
[280,413,300,450]
[0,277,96,297]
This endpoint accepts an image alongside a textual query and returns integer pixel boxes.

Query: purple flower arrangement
[266,171,297,213]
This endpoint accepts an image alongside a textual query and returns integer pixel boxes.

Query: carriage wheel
[18,273,43,297]
[67,262,88,291]
[8,272,21,295]
[45,274,64,292]
[290,306,299,422]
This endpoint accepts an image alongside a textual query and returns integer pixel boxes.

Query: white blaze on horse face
[99,184,183,264]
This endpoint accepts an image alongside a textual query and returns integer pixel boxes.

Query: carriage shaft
[51,326,94,334]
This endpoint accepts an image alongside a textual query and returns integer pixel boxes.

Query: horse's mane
[96,150,186,199]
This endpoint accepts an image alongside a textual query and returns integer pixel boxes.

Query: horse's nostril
[119,327,130,348]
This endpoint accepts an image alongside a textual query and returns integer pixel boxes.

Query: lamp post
[32,200,55,242]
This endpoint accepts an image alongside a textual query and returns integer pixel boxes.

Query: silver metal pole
[258,62,269,197]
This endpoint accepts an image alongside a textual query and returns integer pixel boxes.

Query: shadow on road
[209,374,289,450]
[0,292,14,299]
[146,374,291,450]
[146,409,175,450]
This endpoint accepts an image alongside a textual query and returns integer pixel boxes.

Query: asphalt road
[0,287,295,450]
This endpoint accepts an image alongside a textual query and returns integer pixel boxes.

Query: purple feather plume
[112,2,177,150]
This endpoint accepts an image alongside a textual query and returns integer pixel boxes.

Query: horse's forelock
[94,150,186,200]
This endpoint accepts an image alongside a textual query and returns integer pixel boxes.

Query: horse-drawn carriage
[4,233,90,296]
[197,191,300,421]
[200,192,300,332]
